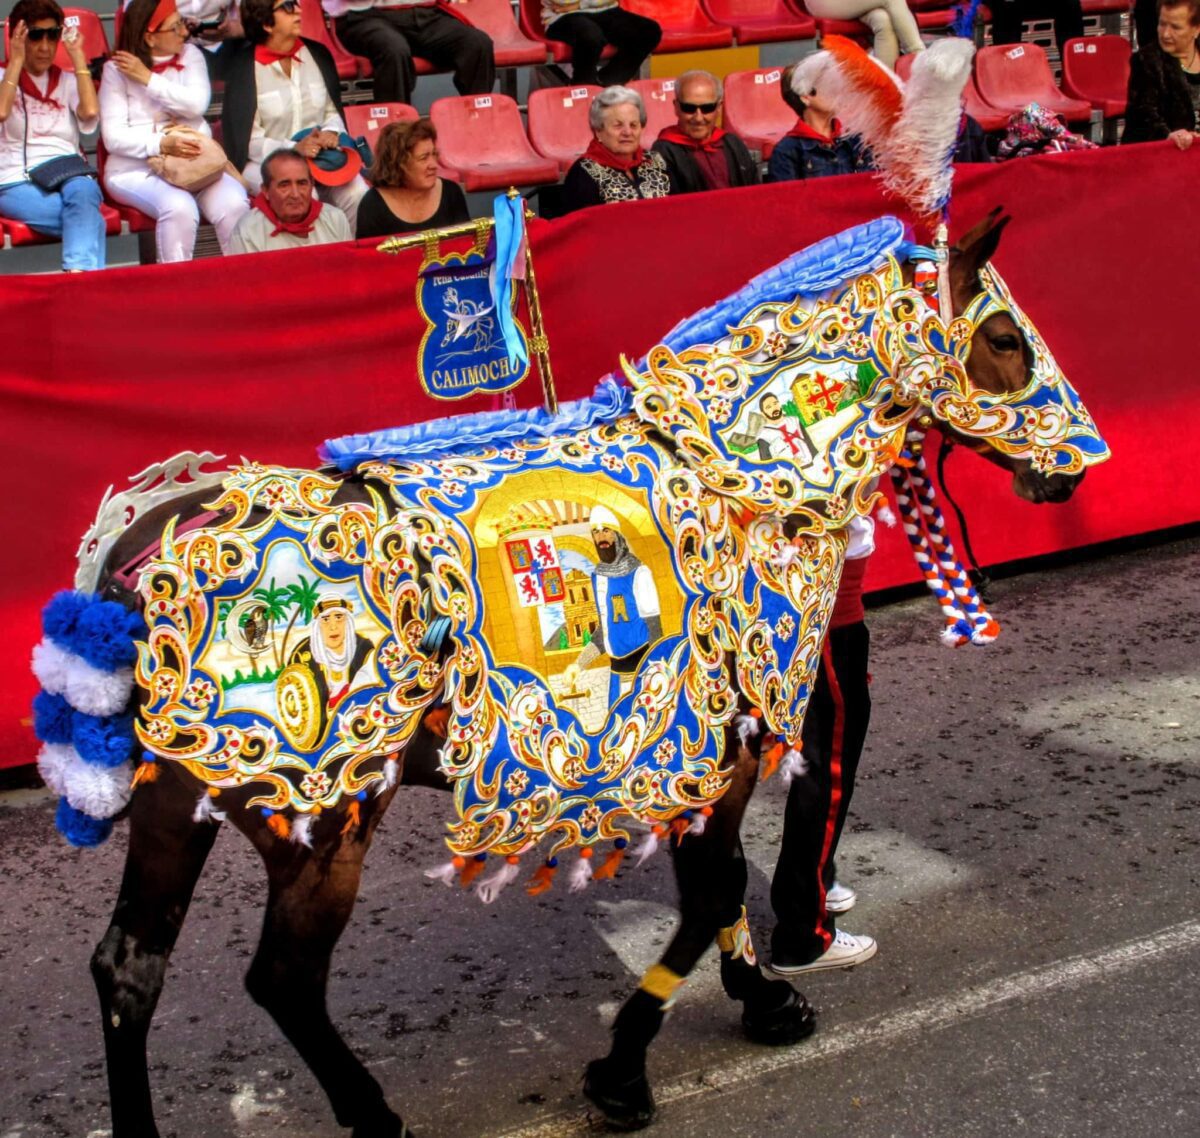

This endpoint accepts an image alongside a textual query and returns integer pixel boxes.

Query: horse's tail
[30,589,146,847]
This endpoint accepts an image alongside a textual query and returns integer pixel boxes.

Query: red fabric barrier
[2,142,1195,767]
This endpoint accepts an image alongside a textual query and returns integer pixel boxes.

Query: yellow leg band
[639,964,685,1004]
[715,906,758,967]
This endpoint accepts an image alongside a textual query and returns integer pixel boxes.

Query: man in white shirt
[228,146,351,253]
[324,0,494,105]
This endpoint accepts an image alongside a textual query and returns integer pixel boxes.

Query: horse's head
[927,209,1109,504]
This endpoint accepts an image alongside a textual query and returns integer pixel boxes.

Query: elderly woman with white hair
[561,85,670,213]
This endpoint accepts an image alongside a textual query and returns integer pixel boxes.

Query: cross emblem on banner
[808,371,844,415]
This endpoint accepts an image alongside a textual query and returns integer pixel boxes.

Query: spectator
[804,1,923,68]
[1124,0,1200,147]
[324,0,494,106]
[541,1,661,87]
[356,118,469,239]
[954,113,992,163]
[222,0,367,229]
[100,0,249,262]
[990,0,1084,58]
[561,85,670,212]
[176,1,244,74]
[228,147,351,252]
[651,69,760,195]
[767,54,873,182]
[0,0,106,270]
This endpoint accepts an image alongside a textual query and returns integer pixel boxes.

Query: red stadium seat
[3,6,108,68]
[723,66,794,158]
[299,0,363,79]
[1059,34,1130,117]
[628,77,679,144]
[527,83,603,173]
[516,0,616,66]
[974,42,1092,123]
[0,201,122,247]
[1080,0,1131,13]
[430,93,559,190]
[96,139,157,234]
[895,52,1009,132]
[457,0,548,67]
[701,0,816,45]
[622,0,734,51]
[343,102,420,154]
[789,0,869,43]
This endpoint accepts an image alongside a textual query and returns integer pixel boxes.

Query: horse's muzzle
[1012,465,1084,504]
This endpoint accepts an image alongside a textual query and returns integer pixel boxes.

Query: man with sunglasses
[651,69,759,196]
[322,0,494,106]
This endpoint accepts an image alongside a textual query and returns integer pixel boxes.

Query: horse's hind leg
[242,793,410,1138]
[92,766,221,1137]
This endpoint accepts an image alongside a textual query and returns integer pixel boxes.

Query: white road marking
[491,919,1200,1138]
[230,1080,284,1128]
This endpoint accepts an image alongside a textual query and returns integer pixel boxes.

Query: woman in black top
[356,117,469,239]
[1124,0,1200,147]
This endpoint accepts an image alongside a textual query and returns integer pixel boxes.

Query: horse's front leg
[92,764,221,1138]
[241,784,412,1138]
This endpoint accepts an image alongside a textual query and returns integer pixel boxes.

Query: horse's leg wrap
[91,767,220,1137]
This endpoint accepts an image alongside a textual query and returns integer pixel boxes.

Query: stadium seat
[622,0,734,51]
[895,52,1009,132]
[790,0,870,43]
[343,102,420,154]
[629,77,679,144]
[96,140,156,235]
[0,201,122,248]
[299,0,363,79]
[1080,0,1131,14]
[973,42,1093,123]
[527,84,603,173]
[430,93,560,190]
[723,67,794,158]
[516,0,616,66]
[457,0,547,67]
[701,0,816,45]
[1059,34,1130,117]
[3,7,108,69]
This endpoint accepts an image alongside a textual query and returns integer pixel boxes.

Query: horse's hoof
[350,1112,414,1138]
[742,986,817,1046]
[583,1058,657,1131]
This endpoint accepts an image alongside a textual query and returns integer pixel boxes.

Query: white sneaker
[770,929,878,975]
[825,881,857,914]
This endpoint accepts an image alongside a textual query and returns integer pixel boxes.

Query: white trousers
[806,0,925,67]
[104,167,250,262]
[243,162,368,232]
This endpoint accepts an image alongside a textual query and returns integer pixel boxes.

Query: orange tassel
[130,760,160,789]
[340,799,361,837]
[526,860,558,896]
[266,812,290,839]
[459,856,487,887]
[669,816,691,844]
[592,845,625,881]
[423,707,450,738]
[761,741,785,781]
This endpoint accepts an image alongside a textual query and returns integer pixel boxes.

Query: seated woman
[562,86,670,213]
[100,0,249,262]
[0,0,106,270]
[1124,0,1200,148]
[767,54,873,182]
[356,118,469,240]
[803,0,922,68]
[221,0,367,230]
[541,0,660,87]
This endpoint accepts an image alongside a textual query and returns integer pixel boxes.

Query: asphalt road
[2,535,1197,1138]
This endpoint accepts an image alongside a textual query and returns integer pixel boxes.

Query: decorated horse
[29,40,1109,1138]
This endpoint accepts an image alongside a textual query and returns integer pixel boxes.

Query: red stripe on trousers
[812,636,846,953]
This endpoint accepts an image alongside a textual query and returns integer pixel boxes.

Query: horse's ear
[949,209,1010,310]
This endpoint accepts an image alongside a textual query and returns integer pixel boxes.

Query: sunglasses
[273,0,300,11]
[27,26,64,42]
[678,100,719,114]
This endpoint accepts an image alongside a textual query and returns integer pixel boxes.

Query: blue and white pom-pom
[31,591,144,847]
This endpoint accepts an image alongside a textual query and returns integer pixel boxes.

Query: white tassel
[876,504,897,528]
[940,624,965,647]
[64,757,132,819]
[475,859,520,904]
[290,812,314,847]
[779,748,808,786]
[568,854,594,893]
[64,657,135,717]
[633,829,660,867]
[36,742,76,796]
[192,792,226,825]
[375,755,400,796]
[734,713,760,746]
[774,543,800,568]
[424,860,460,886]
[31,639,71,694]
[688,810,708,836]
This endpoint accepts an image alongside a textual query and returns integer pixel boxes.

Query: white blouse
[249,46,344,170]
[99,43,212,174]
[0,71,95,188]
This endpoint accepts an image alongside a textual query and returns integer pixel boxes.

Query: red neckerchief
[254,42,303,67]
[252,190,323,238]
[583,137,645,172]
[151,54,185,73]
[656,124,727,153]
[787,117,841,143]
[19,66,63,111]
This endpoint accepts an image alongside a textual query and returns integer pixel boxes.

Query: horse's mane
[321,216,912,470]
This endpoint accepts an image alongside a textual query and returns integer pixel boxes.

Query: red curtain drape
[2,142,1195,767]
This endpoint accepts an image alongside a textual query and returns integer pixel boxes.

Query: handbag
[148,127,230,193]
[29,154,97,192]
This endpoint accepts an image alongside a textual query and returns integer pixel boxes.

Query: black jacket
[1123,45,1198,144]
[219,37,345,172]
[651,132,760,195]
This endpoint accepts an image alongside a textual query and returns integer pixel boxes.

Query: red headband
[147,0,178,32]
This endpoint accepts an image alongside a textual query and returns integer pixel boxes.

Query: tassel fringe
[526,858,558,896]
[426,856,466,886]
[568,848,594,893]
[475,855,521,903]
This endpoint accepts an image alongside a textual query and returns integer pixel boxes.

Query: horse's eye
[988,335,1021,353]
